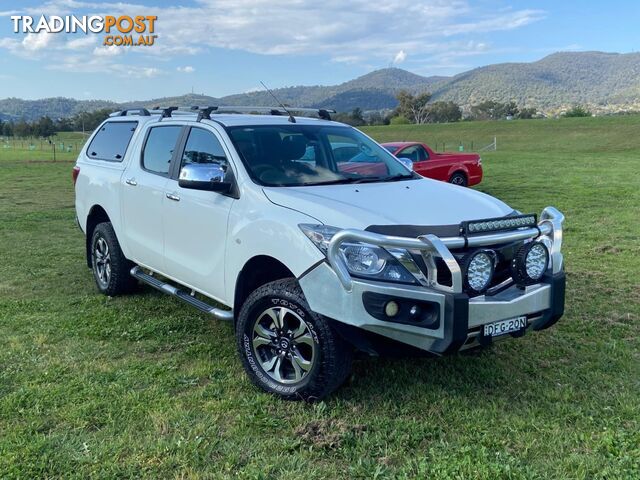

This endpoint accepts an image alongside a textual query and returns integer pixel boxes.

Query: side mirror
[178,163,233,193]
[396,157,413,171]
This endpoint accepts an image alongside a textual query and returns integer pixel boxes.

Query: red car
[382,142,483,187]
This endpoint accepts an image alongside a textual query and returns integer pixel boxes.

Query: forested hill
[2,51,639,120]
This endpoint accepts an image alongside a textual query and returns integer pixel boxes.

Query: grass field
[1,116,639,478]
[1,132,88,162]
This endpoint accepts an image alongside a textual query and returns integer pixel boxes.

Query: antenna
[260,81,295,123]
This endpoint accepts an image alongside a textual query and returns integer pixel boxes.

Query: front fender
[224,186,324,304]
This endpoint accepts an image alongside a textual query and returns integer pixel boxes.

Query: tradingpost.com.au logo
[10,15,158,47]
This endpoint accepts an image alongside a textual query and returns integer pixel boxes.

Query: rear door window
[87,121,137,162]
[142,126,183,175]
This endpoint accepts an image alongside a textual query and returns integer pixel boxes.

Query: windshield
[227,124,414,187]
[383,145,399,154]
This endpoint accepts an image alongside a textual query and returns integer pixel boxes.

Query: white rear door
[121,124,184,271]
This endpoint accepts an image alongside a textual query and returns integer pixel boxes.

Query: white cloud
[177,66,195,73]
[0,1,546,76]
[393,50,407,64]
[22,32,55,52]
[93,45,121,57]
[64,36,97,50]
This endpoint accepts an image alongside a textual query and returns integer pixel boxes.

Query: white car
[73,106,566,400]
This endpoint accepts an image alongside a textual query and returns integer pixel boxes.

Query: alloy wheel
[94,237,111,287]
[251,306,316,384]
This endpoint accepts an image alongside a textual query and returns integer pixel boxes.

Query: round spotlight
[384,301,399,317]
[512,242,549,285]
[463,250,495,295]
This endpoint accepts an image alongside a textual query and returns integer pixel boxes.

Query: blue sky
[0,0,638,101]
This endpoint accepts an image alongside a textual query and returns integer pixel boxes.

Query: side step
[131,266,233,321]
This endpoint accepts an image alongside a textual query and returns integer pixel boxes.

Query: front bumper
[298,207,565,354]
[299,262,564,354]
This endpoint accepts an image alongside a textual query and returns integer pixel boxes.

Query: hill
[1,51,639,120]
[431,51,640,109]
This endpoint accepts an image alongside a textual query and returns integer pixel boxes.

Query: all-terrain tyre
[449,172,468,187]
[90,222,138,296]
[236,278,352,401]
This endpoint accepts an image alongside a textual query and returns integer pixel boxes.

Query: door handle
[125,178,137,186]
[166,192,180,202]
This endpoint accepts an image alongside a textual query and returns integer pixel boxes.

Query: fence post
[53,143,56,162]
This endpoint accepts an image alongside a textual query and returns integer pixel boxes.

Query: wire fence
[431,137,497,153]
[1,135,89,161]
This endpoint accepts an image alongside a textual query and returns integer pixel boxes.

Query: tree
[333,108,366,126]
[396,90,432,124]
[389,115,410,125]
[349,108,365,126]
[428,101,462,123]
[14,120,31,138]
[2,121,14,137]
[35,116,55,138]
[503,101,519,118]
[518,107,537,119]
[563,105,591,117]
[470,100,518,120]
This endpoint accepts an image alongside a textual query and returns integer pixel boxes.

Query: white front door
[162,126,235,302]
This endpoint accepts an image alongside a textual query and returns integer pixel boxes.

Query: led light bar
[461,214,537,236]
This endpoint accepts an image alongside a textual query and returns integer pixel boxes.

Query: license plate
[484,316,528,337]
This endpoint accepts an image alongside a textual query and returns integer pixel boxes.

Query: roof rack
[110,105,336,121]
[152,106,178,120]
[191,105,335,121]
[110,108,151,117]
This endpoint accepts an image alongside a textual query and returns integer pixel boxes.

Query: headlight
[462,250,495,294]
[299,224,419,284]
[512,242,549,285]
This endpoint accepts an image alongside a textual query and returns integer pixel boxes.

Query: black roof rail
[152,106,178,120]
[191,105,219,122]
[112,108,151,117]
[318,109,332,121]
[207,105,335,120]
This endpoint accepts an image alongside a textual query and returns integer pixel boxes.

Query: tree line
[0,109,115,138]
[334,90,593,126]
[0,97,595,137]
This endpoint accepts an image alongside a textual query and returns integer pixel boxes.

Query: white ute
[74,106,566,400]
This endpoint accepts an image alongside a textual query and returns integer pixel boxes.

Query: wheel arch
[233,255,296,324]
[85,205,112,267]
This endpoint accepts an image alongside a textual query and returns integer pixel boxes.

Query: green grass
[0,132,88,162]
[1,116,639,479]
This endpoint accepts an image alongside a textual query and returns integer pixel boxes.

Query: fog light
[384,301,399,317]
[463,250,495,294]
[512,242,549,285]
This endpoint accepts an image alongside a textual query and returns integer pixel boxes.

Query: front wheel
[236,278,352,400]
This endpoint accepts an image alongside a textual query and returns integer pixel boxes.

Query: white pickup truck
[74,106,566,400]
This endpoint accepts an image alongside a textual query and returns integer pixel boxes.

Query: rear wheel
[236,278,352,400]
[449,172,468,187]
[90,222,137,296]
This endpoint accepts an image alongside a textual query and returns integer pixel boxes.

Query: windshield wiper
[351,174,414,184]
[299,178,361,186]
[299,174,414,186]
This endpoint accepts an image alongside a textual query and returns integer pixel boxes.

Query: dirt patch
[594,245,622,254]
[295,419,366,450]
